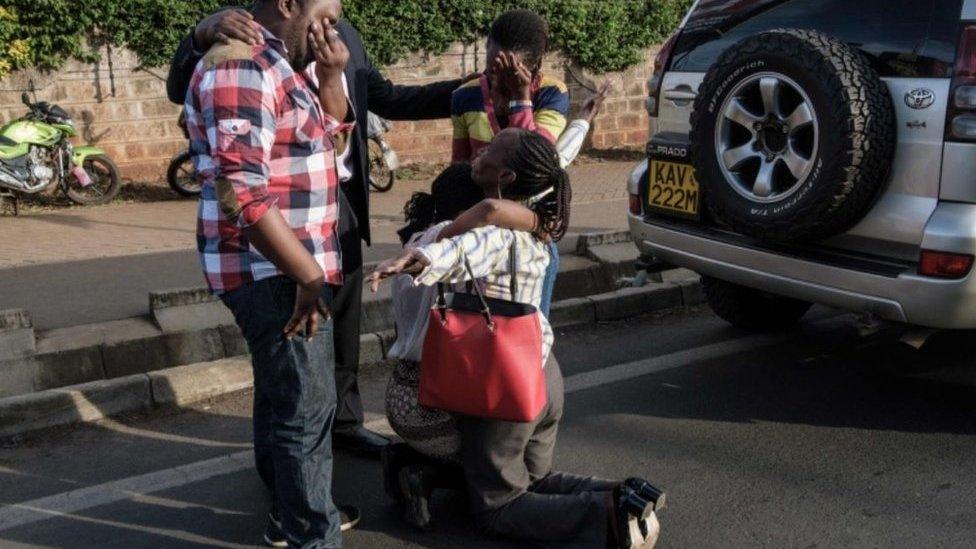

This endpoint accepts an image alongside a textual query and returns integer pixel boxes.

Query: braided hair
[488,9,550,72]
[398,163,485,244]
[501,130,572,242]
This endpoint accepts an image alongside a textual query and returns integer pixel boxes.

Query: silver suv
[628,0,976,331]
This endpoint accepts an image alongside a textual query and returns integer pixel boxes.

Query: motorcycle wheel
[66,155,122,206]
[368,137,395,193]
[166,150,200,197]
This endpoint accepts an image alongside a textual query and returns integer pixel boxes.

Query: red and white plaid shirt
[185,27,350,294]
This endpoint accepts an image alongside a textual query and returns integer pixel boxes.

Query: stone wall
[0,42,655,182]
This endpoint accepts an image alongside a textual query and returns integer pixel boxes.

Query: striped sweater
[451,74,569,162]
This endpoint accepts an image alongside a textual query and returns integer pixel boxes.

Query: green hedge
[0,0,690,80]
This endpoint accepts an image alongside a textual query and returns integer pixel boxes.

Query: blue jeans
[221,276,341,549]
[540,241,559,317]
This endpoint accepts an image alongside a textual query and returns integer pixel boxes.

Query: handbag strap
[433,232,523,327]
[508,232,519,299]
[435,256,494,328]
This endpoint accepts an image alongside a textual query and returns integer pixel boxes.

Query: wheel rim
[715,72,819,204]
[175,159,200,193]
[73,158,114,199]
[369,141,390,178]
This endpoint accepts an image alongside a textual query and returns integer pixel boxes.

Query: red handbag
[418,246,547,422]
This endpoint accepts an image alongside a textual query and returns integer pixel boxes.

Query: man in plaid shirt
[184,1,354,546]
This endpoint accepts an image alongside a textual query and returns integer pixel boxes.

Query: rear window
[671,0,963,78]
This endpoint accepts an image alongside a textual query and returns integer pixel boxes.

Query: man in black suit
[167,4,464,458]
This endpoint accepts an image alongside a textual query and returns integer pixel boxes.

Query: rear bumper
[628,190,976,330]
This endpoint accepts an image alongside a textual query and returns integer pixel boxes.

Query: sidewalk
[0,160,635,330]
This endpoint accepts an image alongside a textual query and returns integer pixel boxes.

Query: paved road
[2,306,975,547]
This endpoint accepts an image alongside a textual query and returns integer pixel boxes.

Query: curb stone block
[102,336,170,378]
[575,231,633,256]
[590,284,683,322]
[551,256,609,301]
[151,287,235,334]
[359,333,385,367]
[0,375,152,439]
[153,301,236,334]
[549,298,596,328]
[359,284,393,334]
[33,345,106,392]
[0,309,32,331]
[102,328,226,379]
[149,358,252,407]
[0,277,703,439]
[219,324,249,357]
[150,287,217,310]
[0,357,36,399]
[162,329,227,370]
[661,268,701,284]
[0,309,35,361]
[678,278,705,306]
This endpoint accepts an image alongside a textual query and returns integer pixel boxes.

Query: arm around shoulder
[438,199,538,241]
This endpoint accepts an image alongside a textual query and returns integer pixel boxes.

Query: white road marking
[563,333,780,393]
[0,331,786,533]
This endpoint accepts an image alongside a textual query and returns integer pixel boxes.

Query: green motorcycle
[0,90,120,213]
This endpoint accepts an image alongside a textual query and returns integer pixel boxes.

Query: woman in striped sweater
[451,9,569,163]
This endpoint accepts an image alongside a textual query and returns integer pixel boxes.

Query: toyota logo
[905,88,935,110]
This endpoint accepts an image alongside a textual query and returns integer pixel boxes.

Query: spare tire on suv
[690,29,896,242]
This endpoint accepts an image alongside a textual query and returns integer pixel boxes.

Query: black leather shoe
[624,477,666,511]
[334,426,390,458]
[612,485,654,549]
[398,465,435,531]
[263,512,287,547]
[382,443,407,502]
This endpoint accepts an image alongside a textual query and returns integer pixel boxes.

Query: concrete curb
[0,280,701,441]
[1,245,634,400]
[0,374,152,439]
[0,309,35,361]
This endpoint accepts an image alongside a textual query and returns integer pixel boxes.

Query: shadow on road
[3,312,976,547]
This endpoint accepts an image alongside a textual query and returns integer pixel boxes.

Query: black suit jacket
[166,20,461,244]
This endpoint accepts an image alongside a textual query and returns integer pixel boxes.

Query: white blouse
[414,226,554,366]
[387,222,451,363]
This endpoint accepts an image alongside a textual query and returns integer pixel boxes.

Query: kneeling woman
[371,128,663,548]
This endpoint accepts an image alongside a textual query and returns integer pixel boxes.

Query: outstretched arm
[555,78,611,168]
[366,64,462,120]
[369,226,514,290]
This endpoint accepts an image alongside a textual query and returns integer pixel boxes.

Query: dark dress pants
[221,276,341,548]
[333,188,365,432]
[457,357,617,547]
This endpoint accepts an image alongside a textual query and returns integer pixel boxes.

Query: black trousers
[333,189,365,432]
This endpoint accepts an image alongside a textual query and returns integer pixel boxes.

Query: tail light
[947,25,976,141]
[919,250,974,278]
[646,32,681,118]
[629,193,643,216]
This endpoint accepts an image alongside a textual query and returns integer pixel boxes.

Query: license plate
[646,159,700,219]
